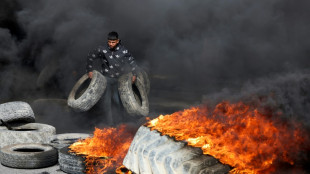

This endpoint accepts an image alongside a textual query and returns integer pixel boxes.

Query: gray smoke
[0,0,310,132]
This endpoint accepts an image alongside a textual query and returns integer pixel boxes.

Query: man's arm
[86,48,101,78]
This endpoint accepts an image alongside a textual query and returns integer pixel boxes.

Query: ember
[69,124,135,173]
[146,101,310,174]
[116,165,133,174]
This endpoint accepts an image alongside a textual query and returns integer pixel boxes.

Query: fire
[69,124,135,174]
[146,101,309,174]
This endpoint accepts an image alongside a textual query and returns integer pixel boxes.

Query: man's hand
[132,75,136,84]
[88,72,93,79]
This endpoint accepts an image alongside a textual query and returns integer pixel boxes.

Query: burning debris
[69,125,136,173]
[123,126,230,174]
[66,99,310,173]
[146,102,310,173]
[66,72,310,173]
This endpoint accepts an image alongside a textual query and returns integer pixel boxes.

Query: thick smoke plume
[203,71,310,130]
[0,0,310,132]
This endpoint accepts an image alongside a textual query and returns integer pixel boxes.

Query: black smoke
[203,71,310,129]
[0,0,310,132]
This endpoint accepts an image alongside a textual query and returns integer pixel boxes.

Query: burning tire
[0,123,56,148]
[0,101,35,124]
[123,126,231,174]
[0,143,58,169]
[50,133,91,150]
[118,72,149,116]
[68,70,107,112]
[59,146,85,174]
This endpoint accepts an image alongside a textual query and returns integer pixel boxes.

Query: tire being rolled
[67,70,107,112]
[0,101,35,124]
[0,123,56,148]
[0,143,58,169]
[118,72,149,116]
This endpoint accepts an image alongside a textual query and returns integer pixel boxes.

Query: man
[86,31,138,125]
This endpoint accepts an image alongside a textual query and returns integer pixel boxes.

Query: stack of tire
[67,68,150,116]
[0,101,58,169]
[51,133,91,174]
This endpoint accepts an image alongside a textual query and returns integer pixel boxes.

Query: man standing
[86,31,138,125]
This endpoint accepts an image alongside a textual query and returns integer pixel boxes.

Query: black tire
[118,72,149,116]
[0,101,35,124]
[0,143,58,169]
[50,133,91,150]
[67,70,107,112]
[123,126,231,174]
[0,123,56,148]
[59,146,85,174]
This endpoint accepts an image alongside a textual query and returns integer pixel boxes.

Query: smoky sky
[1,0,310,94]
[0,0,310,131]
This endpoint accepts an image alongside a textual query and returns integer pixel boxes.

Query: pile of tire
[123,126,231,174]
[67,68,150,117]
[0,101,58,169]
[52,134,92,174]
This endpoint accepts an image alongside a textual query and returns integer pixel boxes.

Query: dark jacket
[86,43,138,78]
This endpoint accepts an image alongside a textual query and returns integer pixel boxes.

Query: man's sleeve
[124,51,138,76]
[86,48,100,73]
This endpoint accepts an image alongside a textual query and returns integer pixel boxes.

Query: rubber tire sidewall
[67,70,107,112]
[59,146,85,174]
[0,101,35,124]
[0,143,58,169]
[118,72,149,116]
[0,123,56,148]
[139,68,150,95]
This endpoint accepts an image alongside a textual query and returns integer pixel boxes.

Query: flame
[115,165,133,174]
[146,101,309,174]
[69,124,134,174]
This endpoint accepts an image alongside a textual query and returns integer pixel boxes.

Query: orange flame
[146,101,309,174]
[69,124,134,174]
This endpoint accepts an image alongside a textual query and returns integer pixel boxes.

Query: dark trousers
[102,77,125,125]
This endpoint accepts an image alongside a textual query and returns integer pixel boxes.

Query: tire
[0,101,35,124]
[123,126,231,174]
[138,68,150,95]
[0,143,58,169]
[118,72,149,116]
[59,146,85,174]
[67,70,107,112]
[0,123,56,148]
[50,133,91,150]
